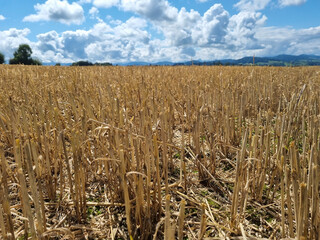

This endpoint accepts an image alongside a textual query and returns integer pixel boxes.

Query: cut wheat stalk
[0,65,319,239]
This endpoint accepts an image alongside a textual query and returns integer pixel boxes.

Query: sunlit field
[0,65,319,239]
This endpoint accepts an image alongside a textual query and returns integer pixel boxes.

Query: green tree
[32,58,42,65]
[94,62,112,66]
[9,44,42,65]
[0,52,4,64]
[71,60,93,66]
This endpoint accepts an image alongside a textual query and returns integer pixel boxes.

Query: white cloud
[93,0,119,8]
[163,4,230,47]
[33,31,71,63]
[0,15,5,20]
[78,0,92,4]
[2,20,320,64]
[120,0,178,22]
[27,1,268,63]
[114,17,149,42]
[92,0,178,22]
[62,30,92,59]
[94,0,263,53]
[226,11,267,50]
[0,28,31,60]
[197,0,209,2]
[84,17,150,61]
[23,0,85,25]
[255,26,320,56]
[92,0,177,21]
[161,7,201,46]
[91,0,251,51]
[89,7,99,18]
[234,0,271,11]
[25,16,151,63]
[200,4,230,45]
[2,0,319,64]
[279,0,307,7]
[36,31,62,52]
[115,1,230,48]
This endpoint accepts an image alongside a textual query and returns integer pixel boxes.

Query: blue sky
[0,0,319,63]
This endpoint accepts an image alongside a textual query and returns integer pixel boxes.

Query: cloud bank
[23,0,85,25]
[234,0,272,11]
[0,0,317,63]
[279,0,307,7]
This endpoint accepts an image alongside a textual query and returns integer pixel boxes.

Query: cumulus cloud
[62,30,93,59]
[77,0,92,4]
[93,0,119,8]
[89,7,99,19]
[3,1,267,63]
[91,0,257,51]
[255,26,320,56]
[38,1,265,62]
[84,17,150,61]
[117,2,230,48]
[1,0,318,64]
[120,0,178,22]
[0,28,31,60]
[160,4,230,47]
[200,4,230,45]
[2,21,320,64]
[234,0,271,11]
[23,0,85,25]
[93,0,263,52]
[33,31,72,63]
[0,15,5,20]
[117,18,149,44]
[36,31,62,52]
[161,7,200,46]
[279,0,307,7]
[227,11,267,50]
[24,16,151,63]
[92,0,178,22]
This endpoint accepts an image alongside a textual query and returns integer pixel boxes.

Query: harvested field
[0,65,319,239]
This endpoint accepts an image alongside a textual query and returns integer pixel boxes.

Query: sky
[0,0,320,64]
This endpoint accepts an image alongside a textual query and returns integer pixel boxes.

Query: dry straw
[0,65,319,239]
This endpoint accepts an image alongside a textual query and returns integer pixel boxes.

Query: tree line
[0,44,112,66]
[71,61,112,66]
[0,44,41,65]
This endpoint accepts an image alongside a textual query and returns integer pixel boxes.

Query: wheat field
[0,65,319,239]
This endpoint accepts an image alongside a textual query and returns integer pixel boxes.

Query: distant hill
[42,54,320,66]
[115,54,320,66]
[172,54,320,66]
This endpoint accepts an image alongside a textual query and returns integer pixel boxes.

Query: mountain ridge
[117,54,320,66]
[42,54,320,66]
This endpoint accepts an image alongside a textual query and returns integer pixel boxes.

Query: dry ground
[0,65,319,239]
